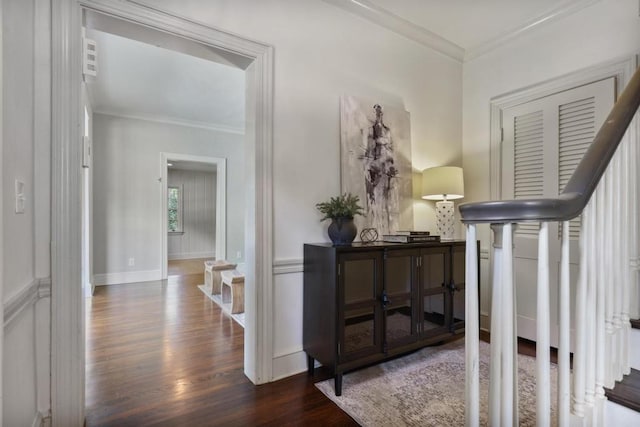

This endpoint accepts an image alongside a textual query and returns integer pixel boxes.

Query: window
[168,186,183,233]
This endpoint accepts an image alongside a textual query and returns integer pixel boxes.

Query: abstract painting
[340,96,413,236]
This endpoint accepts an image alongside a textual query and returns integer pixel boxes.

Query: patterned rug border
[315,338,558,427]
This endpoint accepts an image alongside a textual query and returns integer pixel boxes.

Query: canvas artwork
[340,96,413,236]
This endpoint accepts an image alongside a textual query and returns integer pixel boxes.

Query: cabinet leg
[306,354,315,376]
[335,373,343,396]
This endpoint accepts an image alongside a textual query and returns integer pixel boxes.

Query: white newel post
[465,224,479,427]
[487,223,518,426]
[536,222,551,427]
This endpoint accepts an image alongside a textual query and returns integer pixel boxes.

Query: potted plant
[316,193,364,245]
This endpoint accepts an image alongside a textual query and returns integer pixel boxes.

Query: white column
[465,224,479,427]
[558,220,571,427]
[573,200,588,416]
[595,188,607,418]
[501,223,516,426]
[536,222,550,427]
[612,151,623,382]
[604,167,615,388]
[585,201,596,410]
[631,114,640,320]
[620,135,631,376]
[489,224,503,426]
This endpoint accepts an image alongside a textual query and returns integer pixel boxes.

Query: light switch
[15,180,25,214]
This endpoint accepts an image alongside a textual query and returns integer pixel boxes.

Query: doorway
[160,154,228,280]
[51,1,274,423]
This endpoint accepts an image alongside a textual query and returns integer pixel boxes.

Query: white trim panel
[168,252,215,261]
[4,279,39,327]
[93,270,162,286]
[273,259,303,275]
[94,109,245,135]
[272,350,308,382]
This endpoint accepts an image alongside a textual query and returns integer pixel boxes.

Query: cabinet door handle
[381,290,390,308]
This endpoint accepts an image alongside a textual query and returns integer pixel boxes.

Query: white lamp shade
[421,166,464,200]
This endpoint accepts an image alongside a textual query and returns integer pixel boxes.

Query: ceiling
[85,28,246,133]
[369,0,573,49]
[325,0,598,60]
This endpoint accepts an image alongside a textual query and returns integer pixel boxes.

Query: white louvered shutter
[498,76,615,345]
[501,77,615,239]
[558,97,596,238]
[513,110,544,236]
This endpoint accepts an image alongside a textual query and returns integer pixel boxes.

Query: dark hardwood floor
[85,272,357,426]
[86,263,556,426]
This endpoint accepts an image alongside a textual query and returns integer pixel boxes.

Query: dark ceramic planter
[327,217,357,245]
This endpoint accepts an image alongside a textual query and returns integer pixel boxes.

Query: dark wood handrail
[460,66,640,224]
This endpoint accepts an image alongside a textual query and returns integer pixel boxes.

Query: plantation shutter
[501,77,615,239]
[558,97,597,238]
[513,110,544,236]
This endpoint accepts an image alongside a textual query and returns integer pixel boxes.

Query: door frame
[161,153,227,277]
[487,55,637,341]
[489,55,637,203]
[51,1,274,425]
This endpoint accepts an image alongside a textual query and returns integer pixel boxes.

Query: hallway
[85,266,355,426]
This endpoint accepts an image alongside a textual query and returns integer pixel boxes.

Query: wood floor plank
[86,269,356,426]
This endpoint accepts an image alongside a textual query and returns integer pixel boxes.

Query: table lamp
[421,166,464,240]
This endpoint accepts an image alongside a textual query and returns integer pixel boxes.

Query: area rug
[197,285,245,328]
[316,338,557,427]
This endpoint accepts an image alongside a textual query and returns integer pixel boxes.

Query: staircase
[604,323,640,424]
[460,64,640,427]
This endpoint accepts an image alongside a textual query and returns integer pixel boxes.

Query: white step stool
[221,269,245,314]
[204,260,237,295]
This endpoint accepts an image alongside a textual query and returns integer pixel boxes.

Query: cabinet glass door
[339,252,383,362]
[383,249,419,349]
[419,248,450,338]
[451,243,467,332]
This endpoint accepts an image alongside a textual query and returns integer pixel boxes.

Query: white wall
[3,0,50,424]
[140,0,464,379]
[92,113,244,284]
[168,169,217,260]
[462,0,640,326]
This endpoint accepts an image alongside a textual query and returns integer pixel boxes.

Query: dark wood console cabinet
[303,240,479,396]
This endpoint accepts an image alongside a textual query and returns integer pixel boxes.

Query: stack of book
[382,231,440,243]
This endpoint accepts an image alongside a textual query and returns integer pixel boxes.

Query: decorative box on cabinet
[303,240,479,396]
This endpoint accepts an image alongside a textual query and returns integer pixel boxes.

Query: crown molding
[321,0,464,62]
[464,0,601,61]
[94,108,245,135]
[323,0,601,63]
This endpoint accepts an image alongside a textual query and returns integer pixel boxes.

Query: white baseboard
[168,252,215,261]
[605,398,640,426]
[272,350,308,381]
[480,313,490,331]
[93,270,162,285]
